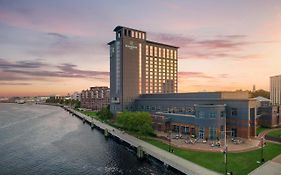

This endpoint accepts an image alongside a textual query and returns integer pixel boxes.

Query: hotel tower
[108,26,179,113]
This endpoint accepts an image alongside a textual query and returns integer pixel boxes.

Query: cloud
[149,33,278,61]
[0,58,47,69]
[150,33,248,49]
[47,32,68,39]
[0,58,109,83]
[0,82,31,86]
[178,71,229,80]
[178,71,216,79]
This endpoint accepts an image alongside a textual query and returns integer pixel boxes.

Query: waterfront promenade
[65,107,220,175]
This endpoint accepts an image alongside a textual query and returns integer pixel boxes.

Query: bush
[116,112,154,135]
[97,105,112,120]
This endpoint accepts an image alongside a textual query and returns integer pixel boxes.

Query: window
[209,127,216,140]
[150,46,153,56]
[132,31,135,38]
[145,46,149,55]
[154,47,158,57]
[220,111,225,118]
[209,112,216,119]
[142,33,145,39]
[231,108,238,116]
[198,111,205,118]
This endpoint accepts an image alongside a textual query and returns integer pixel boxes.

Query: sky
[0,0,281,97]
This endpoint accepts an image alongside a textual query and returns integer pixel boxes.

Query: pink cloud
[0,10,95,37]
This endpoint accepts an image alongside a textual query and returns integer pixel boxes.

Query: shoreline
[61,105,219,175]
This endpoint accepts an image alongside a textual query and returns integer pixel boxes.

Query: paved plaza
[156,131,261,153]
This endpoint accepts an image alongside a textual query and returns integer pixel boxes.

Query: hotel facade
[108,26,178,112]
[108,26,279,139]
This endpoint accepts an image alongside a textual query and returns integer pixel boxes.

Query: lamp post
[224,119,228,175]
[169,130,172,152]
[222,116,233,175]
[261,137,265,163]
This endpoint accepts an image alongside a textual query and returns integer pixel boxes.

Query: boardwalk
[66,107,219,175]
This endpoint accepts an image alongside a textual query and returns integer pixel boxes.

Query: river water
[0,103,178,175]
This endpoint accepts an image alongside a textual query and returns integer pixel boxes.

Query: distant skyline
[0,0,281,96]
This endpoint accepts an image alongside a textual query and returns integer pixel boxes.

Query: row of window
[146,45,177,59]
[145,58,178,65]
[198,111,225,119]
[145,69,177,75]
[145,74,177,80]
[119,29,145,39]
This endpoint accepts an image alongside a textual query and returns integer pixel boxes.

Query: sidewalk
[249,154,281,175]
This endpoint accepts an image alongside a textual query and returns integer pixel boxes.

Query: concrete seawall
[62,106,220,175]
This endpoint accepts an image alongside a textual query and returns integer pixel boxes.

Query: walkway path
[67,107,220,175]
[257,128,281,146]
[249,154,281,175]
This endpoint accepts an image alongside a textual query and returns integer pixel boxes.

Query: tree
[250,89,270,99]
[97,105,112,120]
[116,112,153,135]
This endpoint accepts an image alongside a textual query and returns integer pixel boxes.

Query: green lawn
[267,129,281,138]
[143,138,281,175]
[256,126,269,136]
[78,110,98,118]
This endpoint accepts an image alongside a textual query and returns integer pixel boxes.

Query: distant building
[70,92,81,101]
[257,105,280,128]
[255,96,271,107]
[80,87,110,111]
[255,96,281,128]
[270,75,281,105]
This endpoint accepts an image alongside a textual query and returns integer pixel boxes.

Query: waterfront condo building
[80,86,110,111]
[108,26,178,112]
[270,75,281,105]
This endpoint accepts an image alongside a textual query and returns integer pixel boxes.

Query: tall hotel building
[108,26,178,112]
[270,75,281,105]
[106,26,278,139]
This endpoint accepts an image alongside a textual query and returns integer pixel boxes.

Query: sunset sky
[0,0,281,97]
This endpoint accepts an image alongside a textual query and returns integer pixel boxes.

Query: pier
[63,106,220,175]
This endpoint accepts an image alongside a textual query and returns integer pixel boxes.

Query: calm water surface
[0,103,178,175]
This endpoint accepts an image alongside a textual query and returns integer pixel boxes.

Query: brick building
[80,86,110,111]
